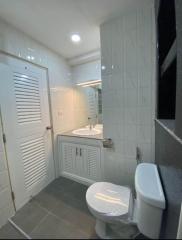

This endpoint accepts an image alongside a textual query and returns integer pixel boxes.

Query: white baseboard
[60,171,95,186]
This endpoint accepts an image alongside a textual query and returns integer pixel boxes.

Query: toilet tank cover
[135,163,166,209]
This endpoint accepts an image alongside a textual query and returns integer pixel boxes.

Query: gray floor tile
[56,189,89,213]
[33,187,61,211]
[66,181,89,202]
[51,198,96,236]
[0,222,25,239]
[2,177,98,239]
[35,182,89,214]
[11,201,48,234]
[30,213,88,239]
[50,178,88,200]
[50,177,75,192]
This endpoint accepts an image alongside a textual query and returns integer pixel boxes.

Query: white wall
[0,114,15,227]
[101,0,156,187]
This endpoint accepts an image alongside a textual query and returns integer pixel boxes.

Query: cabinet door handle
[80,148,82,156]
[76,147,78,156]
[46,126,52,130]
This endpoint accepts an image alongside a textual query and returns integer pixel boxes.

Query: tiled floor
[0,177,97,239]
[0,222,26,239]
[0,177,144,239]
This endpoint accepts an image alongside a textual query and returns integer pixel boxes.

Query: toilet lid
[86,182,131,217]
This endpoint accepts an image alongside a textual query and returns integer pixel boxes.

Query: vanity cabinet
[58,136,103,185]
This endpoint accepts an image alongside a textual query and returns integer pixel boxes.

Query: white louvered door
[62,143,76,174]
[0,59,54,210]
[84,145,101,181]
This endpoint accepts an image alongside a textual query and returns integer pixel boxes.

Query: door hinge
[3,133,6,144]
[11,191,15,201]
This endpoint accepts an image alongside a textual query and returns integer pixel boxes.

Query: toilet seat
[86,182,133,222]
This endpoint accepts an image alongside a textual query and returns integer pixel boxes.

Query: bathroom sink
[72,128,101,136]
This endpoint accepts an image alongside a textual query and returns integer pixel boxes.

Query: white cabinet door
[61,143,86,177]
[75,146,87,178]
[84,145,101,181]
[61,141,101,183]
[61,142,76,174]
[0,60,54,210]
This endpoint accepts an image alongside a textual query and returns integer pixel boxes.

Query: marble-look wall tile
[156,121,182,238]
[175,0,182,139]
[100,0,156,186]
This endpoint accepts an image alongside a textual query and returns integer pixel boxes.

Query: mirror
[76,83,102,126]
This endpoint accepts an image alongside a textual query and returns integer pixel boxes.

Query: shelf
[155,119,182,147]
[161,39,177,76]
[158,119,175,132]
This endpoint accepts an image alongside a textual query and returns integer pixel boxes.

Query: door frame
[0,51,56,209]
[0,106,16,211]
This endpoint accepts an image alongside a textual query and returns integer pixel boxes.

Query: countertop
[58,130,103,140]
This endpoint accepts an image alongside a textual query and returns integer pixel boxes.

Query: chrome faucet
[88,117,92,130]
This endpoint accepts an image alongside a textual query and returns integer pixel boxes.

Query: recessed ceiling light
[71,34,81,43]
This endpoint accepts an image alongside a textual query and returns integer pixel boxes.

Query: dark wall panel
[175,0,182,138]
[155,121,182,239]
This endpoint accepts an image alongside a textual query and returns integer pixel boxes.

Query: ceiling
[0,0,144,60]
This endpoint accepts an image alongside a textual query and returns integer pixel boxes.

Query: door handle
[46,126,52,130]
[76,147,78,156]
[102,138,113,148]
[80,148,82,156]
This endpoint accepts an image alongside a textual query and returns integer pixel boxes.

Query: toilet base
[95,219,111,239]
[95,219,139,239]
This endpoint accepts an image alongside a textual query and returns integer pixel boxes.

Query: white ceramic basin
[72,128,101,136]
[94,124,103,130]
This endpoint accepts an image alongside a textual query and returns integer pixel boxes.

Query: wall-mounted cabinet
[157,0,182,139]
[58,135,103,185]
[157,0,177,119]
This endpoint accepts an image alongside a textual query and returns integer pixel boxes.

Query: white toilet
[86,163,166,239]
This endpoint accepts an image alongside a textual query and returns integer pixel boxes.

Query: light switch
[58,111,63,117]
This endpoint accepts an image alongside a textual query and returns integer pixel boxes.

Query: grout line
[32,199,70,224]
[29,202,84,237]
[29,183,91,237]
[32,196,90,236]
[8,218,31,239]
[6,180,90,239]
[29,181,90,233]
[30,200,79,229]
[41,211,91,238]
[29,213,49,236]
[32,199,59,215]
